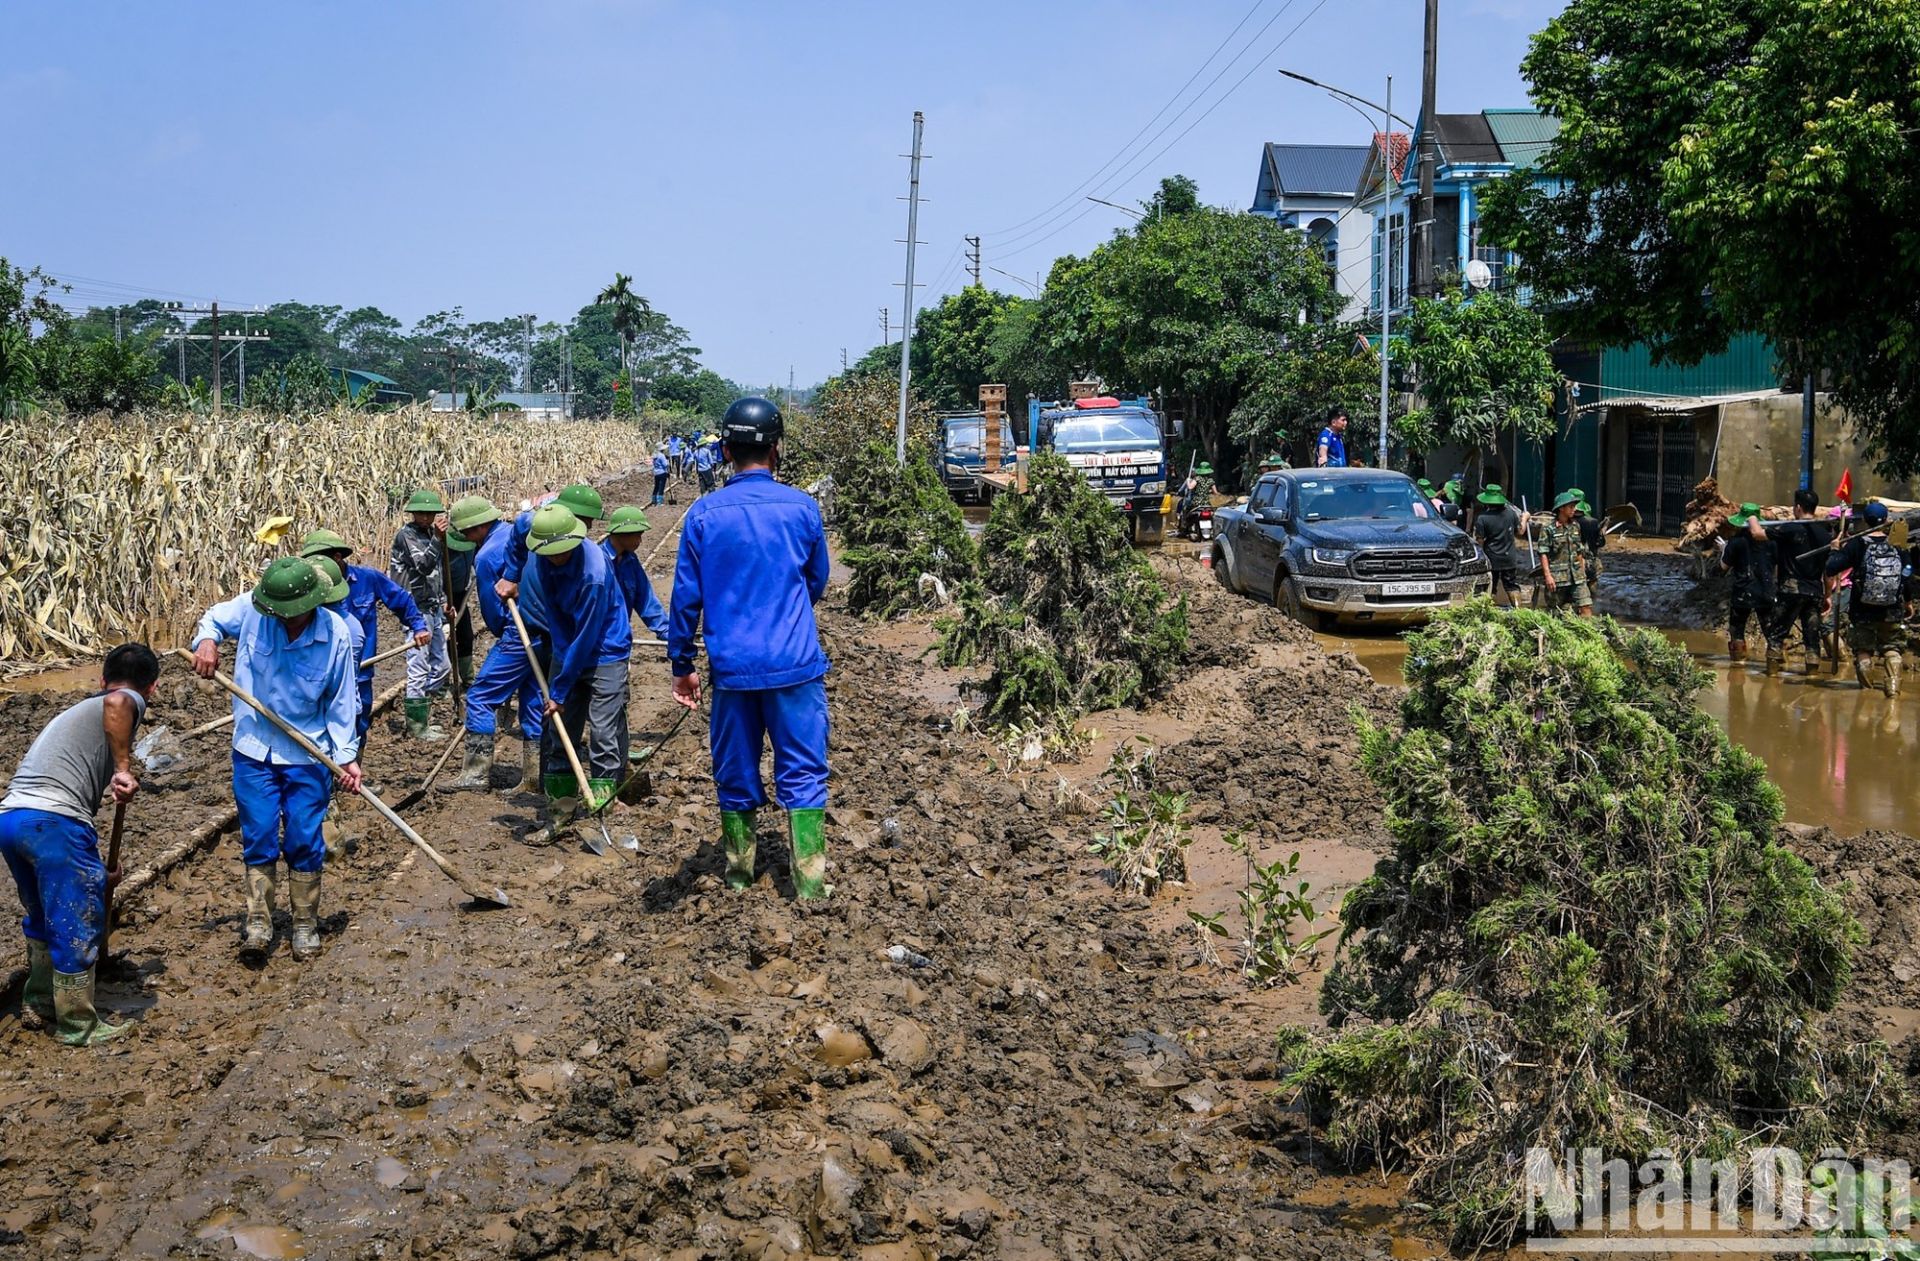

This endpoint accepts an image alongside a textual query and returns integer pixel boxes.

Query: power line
[978,0,1271,239]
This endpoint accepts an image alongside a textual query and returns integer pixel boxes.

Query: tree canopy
[1398,290,1558,461]
[1480,0,1920,474]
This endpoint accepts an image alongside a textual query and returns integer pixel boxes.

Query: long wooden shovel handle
[185,641,415,739]
[100,800,127,954]
[170,649,508,907]
[505,597,599,810]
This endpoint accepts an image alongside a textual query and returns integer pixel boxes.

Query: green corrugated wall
[1598,332,1778,399]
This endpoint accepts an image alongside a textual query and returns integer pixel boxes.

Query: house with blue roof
[1249,142,1375,318]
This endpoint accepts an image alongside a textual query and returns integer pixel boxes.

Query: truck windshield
[944,419,1012,454]
[1050,413,1160,454]
[1294,478,1424,522]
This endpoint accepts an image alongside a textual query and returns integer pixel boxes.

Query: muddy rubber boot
[404,698,447,743]
[1855,654,1875,690]
[287,870,322,961]
[721,809,758,890]
[1764,644,1785,676]
[528,779,581,847]
[52,968,127,1046]
[241,863,277,958]
[1884,651,1902,699]
[1728,639,1748,663]
[23,940,54,1023]
[457,653,475,688]
[443,731,494,792]
[789,808,829,901]
[510,740,536,791]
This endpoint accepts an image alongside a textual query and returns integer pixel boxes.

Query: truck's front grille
[1351,549,1457,579]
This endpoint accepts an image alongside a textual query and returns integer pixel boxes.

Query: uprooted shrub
[938,452,1188,724]
[1278,602,1896,1251]
[836,442,977,620]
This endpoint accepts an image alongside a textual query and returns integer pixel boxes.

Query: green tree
[1398,290,1557,469]
[1479,0,1920,474]
[1228,322,1383,470]
[912,285,1018,409]
[63,336,163,414]
[596,273,649,416]
[0,326,38,417]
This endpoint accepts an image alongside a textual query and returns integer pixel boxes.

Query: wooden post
[980,383,1007,474]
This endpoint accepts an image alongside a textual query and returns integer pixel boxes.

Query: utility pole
[965,235,981,287]
[209,302,222,418]
[1800,373,1816,492]
[1379,77,1394,470]
[521,314,536,392]
[1412,0,1439,301]
[160,302,266,412]
[879,306,891,345]
[841,348,849,372]
[895,110,926,464]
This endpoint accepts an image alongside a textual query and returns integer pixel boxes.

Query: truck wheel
[1211,543,1235,591]
[1276,576,1328,631]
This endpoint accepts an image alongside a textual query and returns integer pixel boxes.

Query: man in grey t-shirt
[0,643,160,1046]
[1472,484,1525,607]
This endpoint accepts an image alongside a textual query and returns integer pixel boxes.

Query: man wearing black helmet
[668,397,833,900]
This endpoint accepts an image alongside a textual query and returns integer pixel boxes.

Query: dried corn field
[0,406,657,670]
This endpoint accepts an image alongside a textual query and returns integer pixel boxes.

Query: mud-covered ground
[0,476,1912,1261]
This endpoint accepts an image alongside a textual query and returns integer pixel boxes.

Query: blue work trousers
[233,753,331,874]
[709,680,830,812]
[0,807,105,974]
[465,633,542,741]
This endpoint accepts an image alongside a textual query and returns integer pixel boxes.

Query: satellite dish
[1465,260,1494,291]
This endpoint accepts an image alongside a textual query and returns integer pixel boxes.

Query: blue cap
[1863,501,1889,526]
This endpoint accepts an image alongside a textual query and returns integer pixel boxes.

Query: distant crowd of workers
[0,398,832,1047]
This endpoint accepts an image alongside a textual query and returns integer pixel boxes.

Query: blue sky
[3,0,1562,388]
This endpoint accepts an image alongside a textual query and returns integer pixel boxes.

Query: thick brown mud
[0,481,1912,1260]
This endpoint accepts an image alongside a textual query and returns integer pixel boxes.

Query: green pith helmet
[446,532,476,553]
[253,556,328,619]
[309,555,349,605]
[1727,501,1764,527]
[1552,490,1582,511]
[404,488,446,514]
[1194,463,1214,477]
[449,494,500,533]
[556,483,603,522]
[1477,483,1508,507]
[1416,478,1436,493]
[1568,487,1591,513]
[298,528,351,559]
[529,503,586,557]
[606,505,651,535]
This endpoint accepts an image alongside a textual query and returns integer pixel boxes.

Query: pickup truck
[1211,468,1490,628]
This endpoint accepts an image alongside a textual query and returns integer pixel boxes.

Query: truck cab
[1030,394,1171,545]
[934,411,1017,504]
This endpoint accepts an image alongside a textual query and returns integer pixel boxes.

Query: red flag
[1835,469,1853,504]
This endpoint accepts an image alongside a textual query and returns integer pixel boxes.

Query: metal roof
[1483,110,1561,169]
[1262,143,1371,198]
[1432,113,1505,166]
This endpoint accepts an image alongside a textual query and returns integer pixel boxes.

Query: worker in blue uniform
[444,497,544,793]
[602,505,670,642]
[298,528,429,746]
[523,504,630,845]
[669,397,832,899]
[192,558,361,963]
[693,441,718,494]
[651,446,670,505]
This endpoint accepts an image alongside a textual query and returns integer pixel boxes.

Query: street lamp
[1085,195,1145,221]
[1279,68,1408,470]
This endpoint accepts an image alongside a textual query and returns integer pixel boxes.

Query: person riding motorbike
[1179,463,1215,538]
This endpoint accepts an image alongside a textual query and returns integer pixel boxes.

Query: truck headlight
[1310,547,1354,567]
[1140,480,1166,495]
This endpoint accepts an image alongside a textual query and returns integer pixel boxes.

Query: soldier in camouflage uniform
[391,489,453,740]
[1537,490,1594,617]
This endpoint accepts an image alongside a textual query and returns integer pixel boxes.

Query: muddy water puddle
[1318,622,1917,835]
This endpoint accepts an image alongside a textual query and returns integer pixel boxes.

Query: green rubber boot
[457,653,475,687]
[586,778,617,814]
[789,808,828,901]
[23,940,54,1022]
[404,698,447,742]
[53,968,128,1046]
[528,776,580,846]
[721,810,757,889]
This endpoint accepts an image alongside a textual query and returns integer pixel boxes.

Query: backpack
[1857,537,1905,607]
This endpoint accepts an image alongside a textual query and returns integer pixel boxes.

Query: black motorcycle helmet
[721,396,784,446]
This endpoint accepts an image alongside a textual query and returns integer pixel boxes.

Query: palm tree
[595,273,652,414]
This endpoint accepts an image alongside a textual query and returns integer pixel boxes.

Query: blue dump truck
[1029,393,1172,545]
[934,411,1017,504]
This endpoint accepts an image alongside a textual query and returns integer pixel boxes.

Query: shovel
[99,800,127,958]
[172,649,510,908]
[505,598,614,858]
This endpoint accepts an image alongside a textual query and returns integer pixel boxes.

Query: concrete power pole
[210,302,222,418]
[522,314,536,392]
[879,307,890,346]
[1412,0,1439,301]
[895,110,926,465]
[965,235,981,287]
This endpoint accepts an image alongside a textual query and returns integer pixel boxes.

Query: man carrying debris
[1826,501,1908,696]
[193,557,361,961]
[670,397,833,900]
[1769,489,1832,673]
[1538,491,1593,617]
[602,506,670,642]
[1721,504,1783,669]
[299,529,429,748]
[446,497,542,794]
[0,644,160,1045]
[1472,484,1524,607]
[1570,490,1606,596]
[523,504,631,844]
[390,489,454,742]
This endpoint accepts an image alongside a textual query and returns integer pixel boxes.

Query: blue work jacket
[651,453,669,476]
[669,468,829,690]
[192,599,360,766]
[523,537,628,704]
[341,565,426,675]
[602,540,669,642]
[693,446,717,473]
